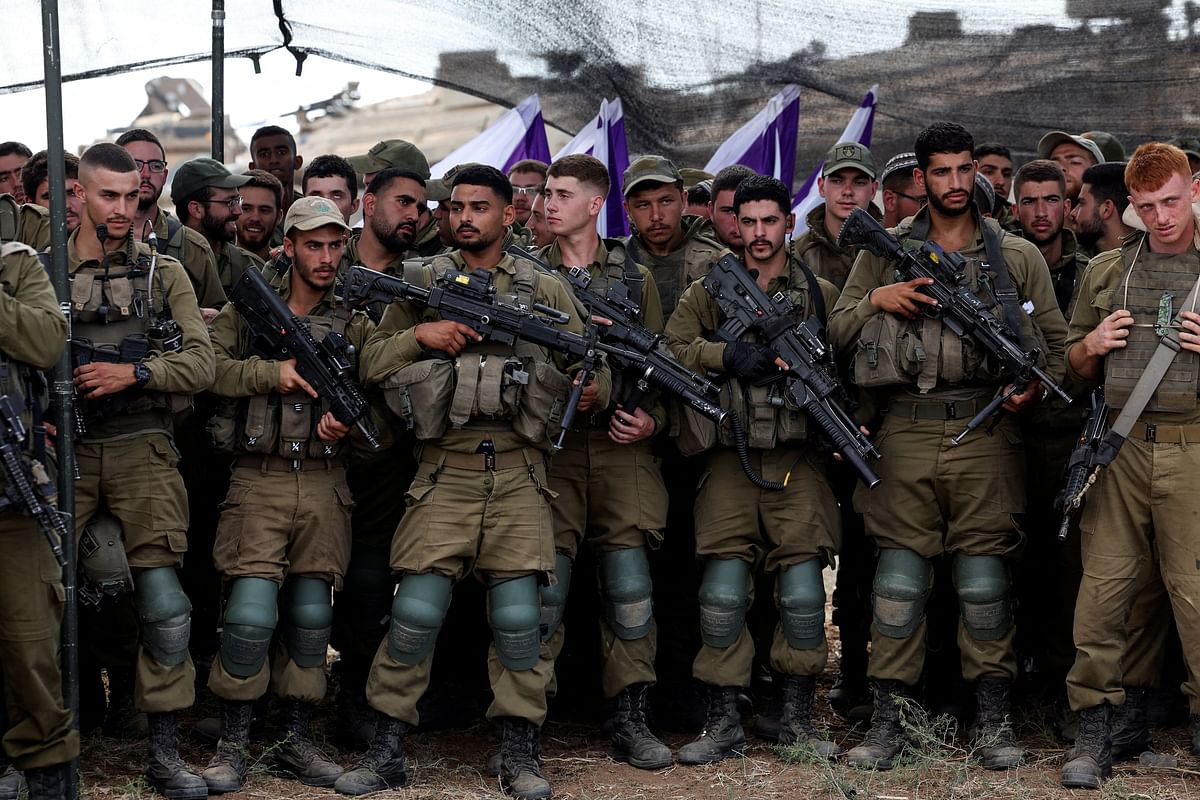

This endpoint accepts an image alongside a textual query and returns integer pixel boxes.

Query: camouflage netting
[5,1,1200,184]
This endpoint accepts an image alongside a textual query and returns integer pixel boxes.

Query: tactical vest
[1104,236,1200,413]
[850,221,1047,392]
[380,257,572,447]
[209,309,354,459]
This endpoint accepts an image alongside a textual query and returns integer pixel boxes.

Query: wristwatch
[133,363,152,388]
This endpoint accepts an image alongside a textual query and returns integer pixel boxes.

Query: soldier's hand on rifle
[316,412,349,442]
[1003,380,1042,413]
[1082,310,1133,357]
[415,321,481,356]
[869,277,939,318]
[74,362,138,398]
[1179,310,1200,354]
[608,405,655,445]
[722,341,780,381]
[277,359,318,398]
[574,372,600,411]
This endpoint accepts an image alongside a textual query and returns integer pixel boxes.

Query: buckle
[477,439,497,471]
[290,458,303,472]
[945,402,958,420]
[1142,424,1157,442]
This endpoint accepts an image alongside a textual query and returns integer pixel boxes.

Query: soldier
[21,150,81,235]
[828,123,1067,772]
[791,142,879,290]
[335,165,607,800]
[201,197,372,792]
[1038,131,1105,205]
[0,142,31,203]
[0,239,76,799]
[879,152,924,229]
[974,143,1015,229]
[348,139,430,190]
[707,165,757,256]
[235,169,283,263]
[302,154,360,224]
[526,191,553,249]
[249,126,303,241]
[1060,143,1200,788]
[1072,163,1135,255]
[536,154,671,768]
[666,175,842,763]
[508,159,548,226]
[1082,131,1127,165]
[116,129,225,314]
[622,156,724,318]
[172,158,264,297]
[69,142,214,798]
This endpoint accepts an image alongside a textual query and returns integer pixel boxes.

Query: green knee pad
[284,577,332,668]
[600,547,654,641]
[387,572,453,665]
[135,567,192,667]
[221,577,279,678]
[488,575,541,671]
[778,559,826,650]
[872,548,932,639]
[539,552,572,643]
[953,554,1011,641]
[698,558,750,648]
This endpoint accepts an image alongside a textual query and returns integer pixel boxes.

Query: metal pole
[212,0,225,161]
[40,1,79,798]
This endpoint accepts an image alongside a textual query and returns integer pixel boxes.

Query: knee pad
[778,559,826,650]
[387,572,452,665]
[220,577,278,678]
[134,567,192,667]
[600,547,654,641]
[952,554,1011,641]
[284,577,333,668]
[872,548,931,639]
[539,553,573,643]
[488,575,541,671]
[698,558,750,648]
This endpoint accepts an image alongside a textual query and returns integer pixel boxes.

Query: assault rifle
[1055,389,1113,541]
[228,267,381,449]
[703,254,881,489]
[837,207,1071,443]
[0,394,68,566]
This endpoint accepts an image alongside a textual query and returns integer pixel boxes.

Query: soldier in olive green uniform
[201,198,378,792]
[0,194,52,252]
[1060,143,1200,789]
[667,176,843,764]
[828,124,1067,772]
[69,144,214,798]
[336,166,608,800]
[172,159,264,297]
[0,241,77,800]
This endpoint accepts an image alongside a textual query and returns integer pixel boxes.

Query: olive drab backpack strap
[980,221,1029,349]
[164,214,185,262]
[604,237,645,311]
[791,253,827,329]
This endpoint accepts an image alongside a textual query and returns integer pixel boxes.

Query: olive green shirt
[625,214,724,320]
[0,243,67,370]
[152,209,226,309]
[789,204,863,291]
[17,203,50,251]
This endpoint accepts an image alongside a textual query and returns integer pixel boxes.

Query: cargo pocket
[634,450,667,545]
[213,484,252,571]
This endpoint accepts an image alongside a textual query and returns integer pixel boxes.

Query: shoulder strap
[979,221,1029,346]
[165,215,184,258]
[790,253,826,327]
[603,237,645,304]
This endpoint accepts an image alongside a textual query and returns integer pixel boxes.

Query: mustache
[456,224,480,234]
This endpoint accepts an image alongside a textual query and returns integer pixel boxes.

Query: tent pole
[212,0,225,161]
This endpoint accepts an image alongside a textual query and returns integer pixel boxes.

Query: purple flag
[791,85,879,233]
[704,85,800,189]
[430,95,551,178]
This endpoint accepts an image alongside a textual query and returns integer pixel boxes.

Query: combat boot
[334,713,408,796]
[335,681,376,749]
[274,699,343,787]
[201,700,253,794]
[1190,714,1200,756]
[1061,704,1112,790]
[677,685,746,765]
[0,752,24,800]
[609,683,672,769]
[24,764,65,800]
[972,678,1024,770]
[1110,687,1151,760]
[498,717,551,800]
[778,675,839,758]
[145,712,208,800]
[846,680,908,770]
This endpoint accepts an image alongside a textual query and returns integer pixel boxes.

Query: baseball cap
[1169,136,1200,161]
[823,141,877,179]
[347,139,431,181]
[623,156,682,197]
[879,152,919,186]
[1081,131,1126,163]
[679,167,714,189]
[1037,131,1106,164]
[169,157,250,205]
[283,196,351,235]
[423,162,485,203]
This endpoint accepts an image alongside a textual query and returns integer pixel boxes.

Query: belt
[420,444,541,471]
[235,454,336,473]
[1130,421,1200,444]
[887,398,986,422]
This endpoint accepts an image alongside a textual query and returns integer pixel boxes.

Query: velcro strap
[449,353,481,428]
[476,355,505,416]
[917,321,940,392]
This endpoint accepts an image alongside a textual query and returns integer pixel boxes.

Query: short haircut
[114,128,165,158]
[1081,162,1130,215]
[973,143,1011,161]
[241,168,283,209]
[882,169,917,192]
[452,164,513,205]
[365,167,427,197]
[80,142,138,178]
[687,183,711,205]
[732,174,791,215]
[302,154,359,201]
[507,159,548,180]
[712,164,758,199]
[0,141,33,160]
[547,154,609,198]
[250,125,296,154]
[21,150,80,201]
[915,122,974,171]
[1125,143,1192,195]
[1014,158,1066,199]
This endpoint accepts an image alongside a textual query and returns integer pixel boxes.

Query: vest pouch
[512,360,572,446]
[306,398,342,459]
[674,380,734,457]
[381,359,454,441]
[852,312,920,388]
[207,398,240,454]
[448,352,524,427]
[276,391,314,459]
[743,382,780,450]
[240,394,278,454]
[774,384,809,445]
[70,274,104,321]
[106,276,135,318]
